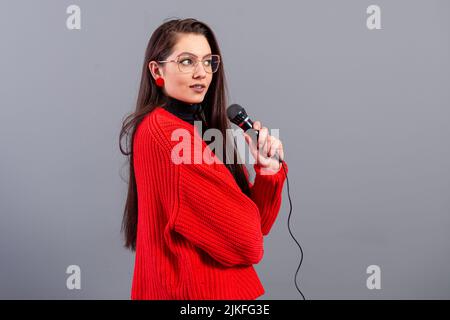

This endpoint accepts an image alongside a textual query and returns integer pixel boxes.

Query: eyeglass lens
[177,55,220,73]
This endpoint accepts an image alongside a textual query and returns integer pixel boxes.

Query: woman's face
[149,33,213,104]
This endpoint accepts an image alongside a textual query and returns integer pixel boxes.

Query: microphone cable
[253,129,306,300]
[280,159,306,300]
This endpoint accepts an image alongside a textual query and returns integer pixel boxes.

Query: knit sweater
[130,105,289,300]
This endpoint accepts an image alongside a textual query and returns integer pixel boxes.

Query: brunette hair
[119,18,251,251]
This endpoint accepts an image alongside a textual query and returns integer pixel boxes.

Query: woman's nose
[193,61,207,77]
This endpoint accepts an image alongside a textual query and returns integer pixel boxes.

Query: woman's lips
[190,86,205,93]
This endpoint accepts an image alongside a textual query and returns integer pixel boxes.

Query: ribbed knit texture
[130,106,289,300]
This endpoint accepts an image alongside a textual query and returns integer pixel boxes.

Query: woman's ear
[148,61,163,80]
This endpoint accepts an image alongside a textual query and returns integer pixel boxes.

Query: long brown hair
[119,18,251,251]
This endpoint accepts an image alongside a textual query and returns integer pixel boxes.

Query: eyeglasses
[157,54,221,74]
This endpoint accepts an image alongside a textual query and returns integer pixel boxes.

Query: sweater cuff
[253,161,289,178]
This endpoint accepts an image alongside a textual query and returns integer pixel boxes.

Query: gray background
[1,0,449,299]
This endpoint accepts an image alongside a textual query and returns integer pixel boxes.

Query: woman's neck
[162,96,207,127]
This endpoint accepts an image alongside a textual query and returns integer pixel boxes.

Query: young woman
[119,18,288,300]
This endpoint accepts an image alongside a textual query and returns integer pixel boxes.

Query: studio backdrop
[0,0,449,299]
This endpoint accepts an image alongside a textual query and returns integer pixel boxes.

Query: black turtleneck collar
[162,96,208,128]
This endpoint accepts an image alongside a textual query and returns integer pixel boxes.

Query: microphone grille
[227,104,248,125]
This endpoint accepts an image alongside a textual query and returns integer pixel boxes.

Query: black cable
[253,130,306,299]
[281,160,306,300]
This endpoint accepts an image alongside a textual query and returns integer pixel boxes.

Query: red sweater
[130,106,288,300]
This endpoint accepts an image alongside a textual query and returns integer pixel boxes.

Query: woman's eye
[180,58,193,65]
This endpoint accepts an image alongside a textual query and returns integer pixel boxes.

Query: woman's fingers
[244,131,268,165]
[268,137,279,157]
[278,141,284,160]
[243,132,258,160]
[245,120,285,166]
[258,127,268,152]
[253,121,261,131]
[266,135,275,157]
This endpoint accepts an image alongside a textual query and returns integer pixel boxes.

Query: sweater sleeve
[172,160,265,267]
[244,161,289,236]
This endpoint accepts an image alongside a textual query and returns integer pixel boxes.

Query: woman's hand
[243,121,285,174]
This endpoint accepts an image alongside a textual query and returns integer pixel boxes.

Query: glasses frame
[157,54,221,74]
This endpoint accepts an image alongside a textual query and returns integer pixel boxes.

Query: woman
[119,18,289,300]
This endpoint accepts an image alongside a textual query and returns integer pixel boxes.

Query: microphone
[227,104,283,163]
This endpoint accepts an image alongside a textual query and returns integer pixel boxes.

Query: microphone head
[226,104,244,120]
[227,104,251,128]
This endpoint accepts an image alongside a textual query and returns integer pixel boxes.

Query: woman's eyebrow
[178,51,212,57]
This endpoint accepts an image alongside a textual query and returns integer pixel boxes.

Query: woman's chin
[185,97,204,104]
